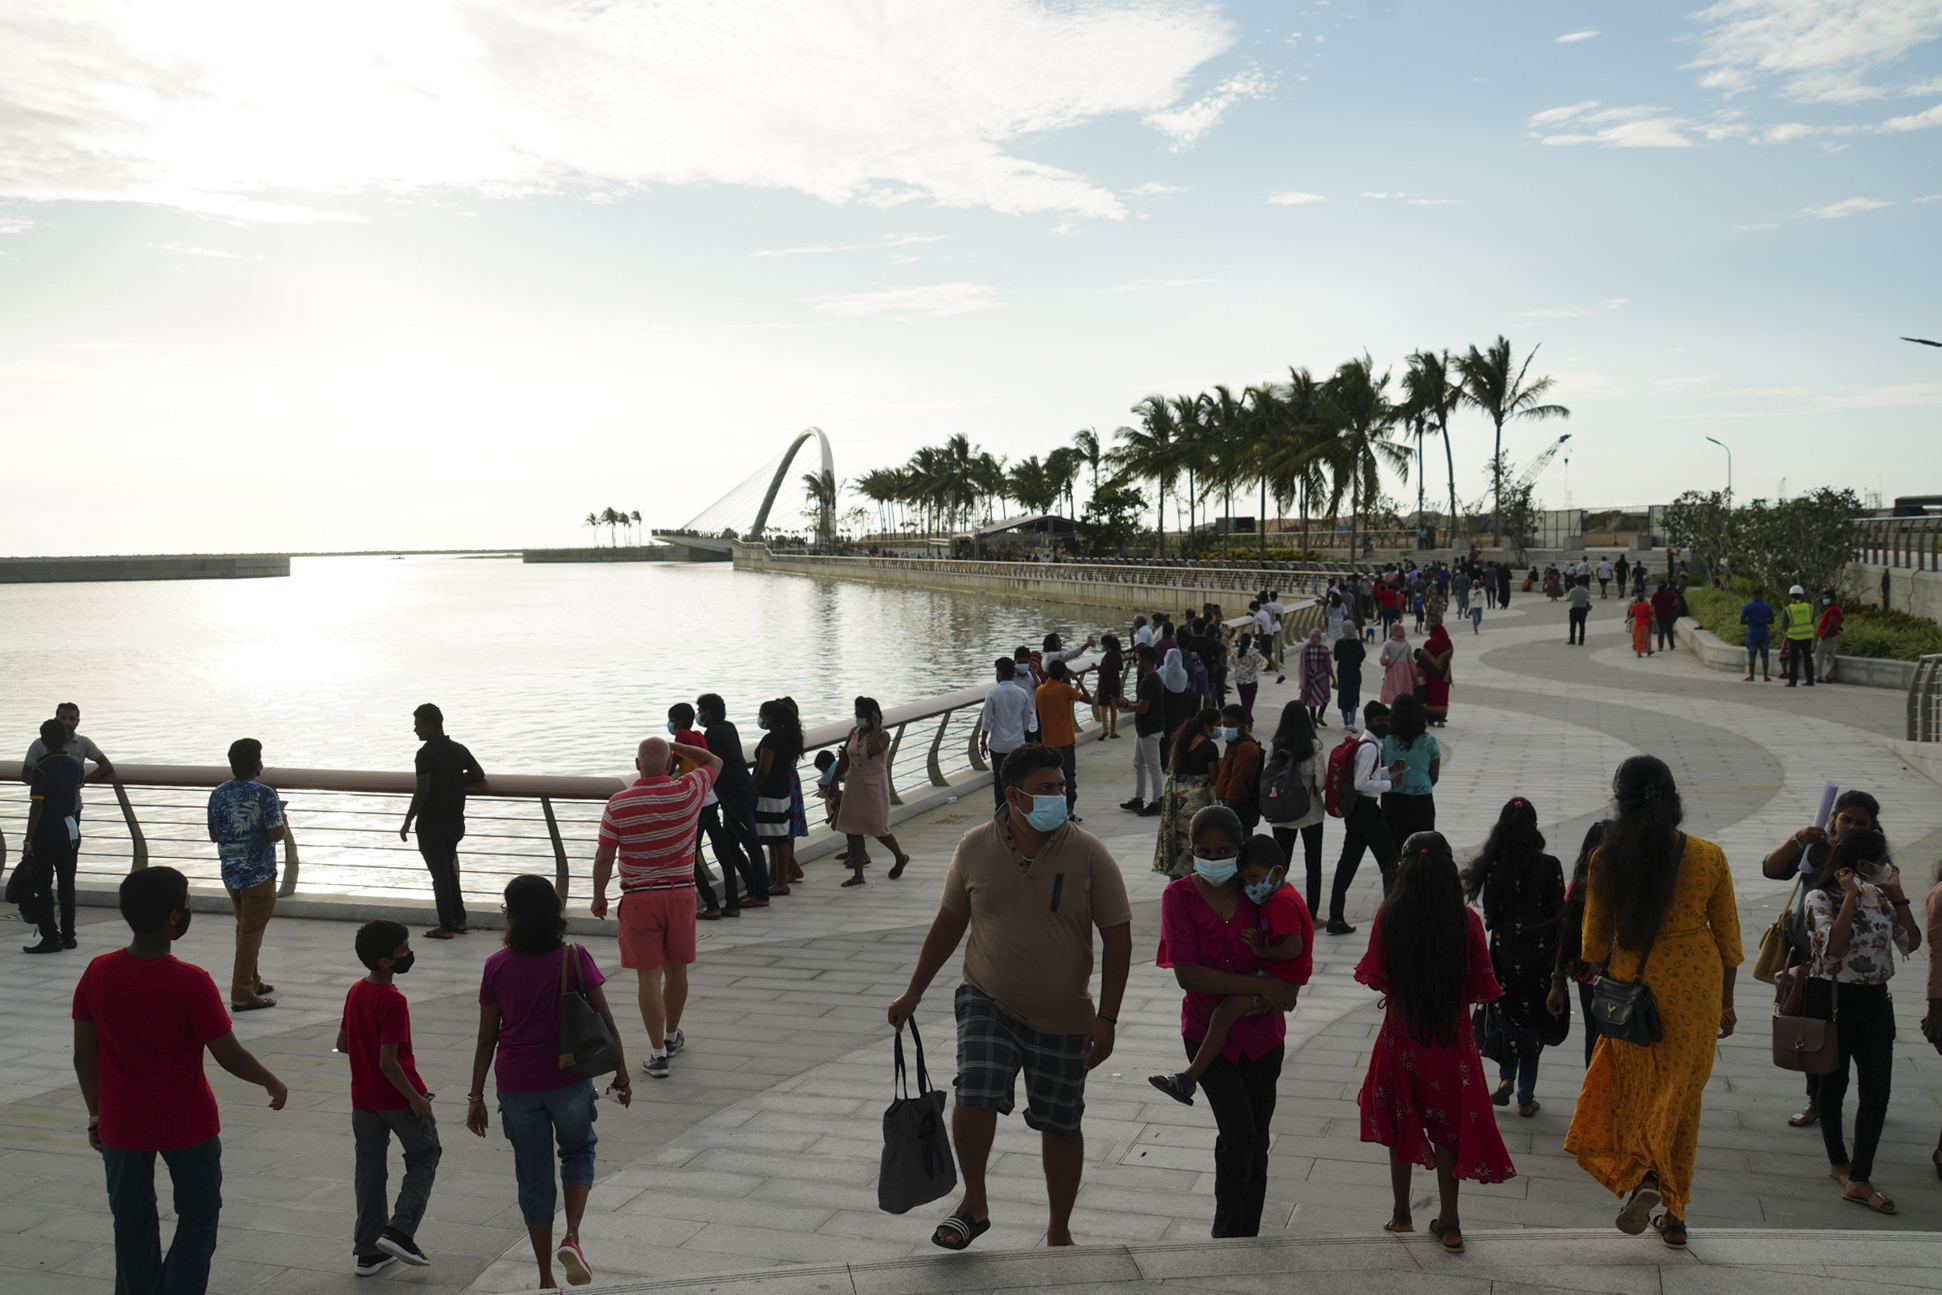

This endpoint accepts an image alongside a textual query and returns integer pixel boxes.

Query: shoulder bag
[1750,874,1802,985]
[878,1017,957,1214]
[1771,964,1839,1074]
[557,943,619,1077]
[1589,833,1684,1046]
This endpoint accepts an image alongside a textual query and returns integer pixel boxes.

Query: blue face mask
[1244,877,1281,905]
[1215,727,1238,742]
[1018,793,1067,831]
[855,716,871,729]
[665,722,678,736]
[1193,856,1238,885]
[757,718,769,730]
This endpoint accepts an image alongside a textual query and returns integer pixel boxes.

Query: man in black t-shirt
[22,718,86,952]
[696,693,768,911]
[400,703,485,940]
[1119,647,1165,817]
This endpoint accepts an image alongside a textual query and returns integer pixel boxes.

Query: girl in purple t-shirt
[465,876,632,1288]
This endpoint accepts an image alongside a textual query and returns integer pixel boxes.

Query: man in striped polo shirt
[592,736,721,1079]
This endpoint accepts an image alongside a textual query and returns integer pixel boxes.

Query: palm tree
[800,469,837,546]
[1260,367,1330,549]
[630,509,643,547]
[584,511,601,546]
[855,467,904,537]
[1071,427,1102,499]
[600,507,623,546]
[1044,446,1081,519]
[1458,336,1570,538]
[1109,396,1181,557]
[1169,393,1205,540]
[1319,355,1412,558]
[1403,349,1463,536]
[1007,456,1059,515]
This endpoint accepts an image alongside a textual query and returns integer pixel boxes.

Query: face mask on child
[1244,875,1282,905]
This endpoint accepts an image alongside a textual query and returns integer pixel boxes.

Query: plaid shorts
[953,984,1088,1138]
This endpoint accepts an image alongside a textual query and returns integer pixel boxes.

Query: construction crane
[1515,434,1572,490]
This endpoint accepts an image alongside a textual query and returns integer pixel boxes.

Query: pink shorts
[617,887,697,970]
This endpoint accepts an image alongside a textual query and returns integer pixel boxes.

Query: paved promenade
[4,592,1942,1293]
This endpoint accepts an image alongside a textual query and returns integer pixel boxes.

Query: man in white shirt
[1041,632,1096,670]
[1132,617,1154,649]
[1323,702,1404,937]
[23,702,114,822]
[1263,591,1288,680]
[981,659,1038,812]
[1596,559,1614,599]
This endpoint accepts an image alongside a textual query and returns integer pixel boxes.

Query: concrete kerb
[1677,616,1917,690]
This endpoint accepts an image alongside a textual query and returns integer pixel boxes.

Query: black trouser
[1808,980,1893,1180]
[1331,798,1397,922]
[719,794,770,903]
[988,749,1014,813]
[1381,791,1436,850]
[102,1136,223,1295]
[1273,824,1326,915]
[415,824,467,931]
[1186,1040,1283,1237]
[1567,607,1588,644]
[1786,641,1817,685]
[1657,616,1676,651]
[693,815,722,910]
[26,830,73,941]
[1056,743,1077,815]
[1579,981,1597,1066]
[702,799,768,906]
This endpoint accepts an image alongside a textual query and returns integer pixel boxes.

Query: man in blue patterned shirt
[206,739,285,1011]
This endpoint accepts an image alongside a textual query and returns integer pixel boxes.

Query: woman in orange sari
[1628,592,1654,657]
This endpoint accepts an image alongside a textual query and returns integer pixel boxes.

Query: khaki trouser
[1816,635,1839,682]
[227,877,277,1004]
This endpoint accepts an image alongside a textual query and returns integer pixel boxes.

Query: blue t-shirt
[1381,733,1440,797]
[207,779,284,890]
[1740,600,1776,643]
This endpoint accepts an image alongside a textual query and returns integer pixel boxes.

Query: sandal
[253,983,275,995]
[1651,1214,1687,1248]
[768,886,791,897]
[841,876,867,887]
[932,1209,991,1251]
[887,857,909,881]
[232,995,277,1011]
[1428,1218,1464,1253]
[1616,1180,1660,1235]
[1490,1080,1513,1107]
[1788,1106,1819,1128]
[1518,1101,1541,1118]
[424,927,456,940]
[698,908,722,921]
[1146,1073,1196,1106]
[1843,1187,1897,1215]
[1383,1217,1414,1234]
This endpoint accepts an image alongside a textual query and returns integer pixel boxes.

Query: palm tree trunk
[1492,416,1504,542]
[1440,412,1458,542]
[1155,478,1166,559]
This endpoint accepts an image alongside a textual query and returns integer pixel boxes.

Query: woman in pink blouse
[1155,806,1297,1238]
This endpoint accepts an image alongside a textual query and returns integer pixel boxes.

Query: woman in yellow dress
[1564,755,1742,1250]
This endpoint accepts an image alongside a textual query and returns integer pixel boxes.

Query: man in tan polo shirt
[887,743,1132,1252]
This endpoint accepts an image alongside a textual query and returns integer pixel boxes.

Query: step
[590,1227,1942,1294]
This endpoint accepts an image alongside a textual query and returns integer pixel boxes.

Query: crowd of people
[15,550,1932,1291]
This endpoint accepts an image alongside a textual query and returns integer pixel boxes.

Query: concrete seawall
[731,542,1327,629]
[522,545,687,563]
[0,553,289,584]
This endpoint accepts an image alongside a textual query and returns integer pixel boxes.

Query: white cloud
[1144,68,1273,149]
[1526,101,1692,147]
[1406,197,1462,205]
[1881,102,1942,130]
[0,1,1236,222]
[1917,193,1942,202]
[751,235,943,258]
[1688,0,1942,104]
[149,241,255,258]
[1555,29,1601,43]
[812,282,1000,317]
[1127,181,1187,197]
[1800,196,1894,217]
[1527,101,1601,127]
[1267,191,1325,204]
[0,218,33,234]
[1112,277,1217,291]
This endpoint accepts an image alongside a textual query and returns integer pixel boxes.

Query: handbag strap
[559,942,583,996]
[1619,832,1686,985]
[891,1017,933,1100]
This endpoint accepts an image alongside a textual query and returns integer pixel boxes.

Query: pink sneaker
[556,1236,591,1286]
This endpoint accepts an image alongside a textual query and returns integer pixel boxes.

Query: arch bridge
[652,427,834,558]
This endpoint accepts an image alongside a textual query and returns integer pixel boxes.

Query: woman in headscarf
[1416,624,1454,727]
[1152,707,1221,877]
[1300,629,1334,728]
[1157,647,1197,770]
[1378,624,1418,707]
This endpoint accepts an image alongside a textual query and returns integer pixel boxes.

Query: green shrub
[1683,586,1748,646]
[1685,587,1942,659]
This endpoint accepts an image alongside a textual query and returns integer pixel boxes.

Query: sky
[3,0,1939,554]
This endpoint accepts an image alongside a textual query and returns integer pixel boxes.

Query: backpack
[1323,732,1376,818]
[1184,653,1210,697]
[1259,745,1310,823]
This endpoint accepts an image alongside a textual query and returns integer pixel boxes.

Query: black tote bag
[557,943,619,1078]
[878,1017,957,1215]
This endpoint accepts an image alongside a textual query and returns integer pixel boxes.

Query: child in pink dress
[1355,830,1516,1253]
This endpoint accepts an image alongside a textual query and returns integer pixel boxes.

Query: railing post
[541,796,571,900]
[277,814,302,898]
[884,722,909,806]
[926,710,953,787]
[113,782,148,872]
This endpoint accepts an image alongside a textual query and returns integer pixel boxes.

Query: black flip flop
[1651,1214,1687,1248]
[932,1209,990,1251]
[1428,1218,1464,1253]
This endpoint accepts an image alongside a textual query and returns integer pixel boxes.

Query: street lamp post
[1705,436,1732,497]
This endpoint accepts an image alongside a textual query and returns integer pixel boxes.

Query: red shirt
[599,766,715,890]
[341,979,425,1111]
[1257,885,1314,986]
[72,950,230,1151]
[1155,876,1287,1063]
[1819,605,1844,637]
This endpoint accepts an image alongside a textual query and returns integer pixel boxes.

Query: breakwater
[0,553,288,584]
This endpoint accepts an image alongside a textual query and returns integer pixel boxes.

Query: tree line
[836,336,1569,555]
[582,507,644,546]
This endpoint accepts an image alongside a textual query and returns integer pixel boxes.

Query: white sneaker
[645,1053,670,1079]
[354,1252,399,1277]
[665,1028,686,1057]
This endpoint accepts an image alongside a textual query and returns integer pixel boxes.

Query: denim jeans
[1747,639,1770,675]
[101,1136,222,1295]
[353,1107,442,1254]
[498,1080,598,1227]
[1499,1052,1539,1105]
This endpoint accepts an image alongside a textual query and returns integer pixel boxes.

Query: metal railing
[741,548,1350,600]
[1856,516,1942,572]
[1909,655,1942,742]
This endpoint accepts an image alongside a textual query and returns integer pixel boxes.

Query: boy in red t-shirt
[337,919,440,1275]
[73,866,287,1295]
[1149,837,1313,1104]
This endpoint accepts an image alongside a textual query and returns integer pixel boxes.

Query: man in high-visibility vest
[1782,584,1818,687]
